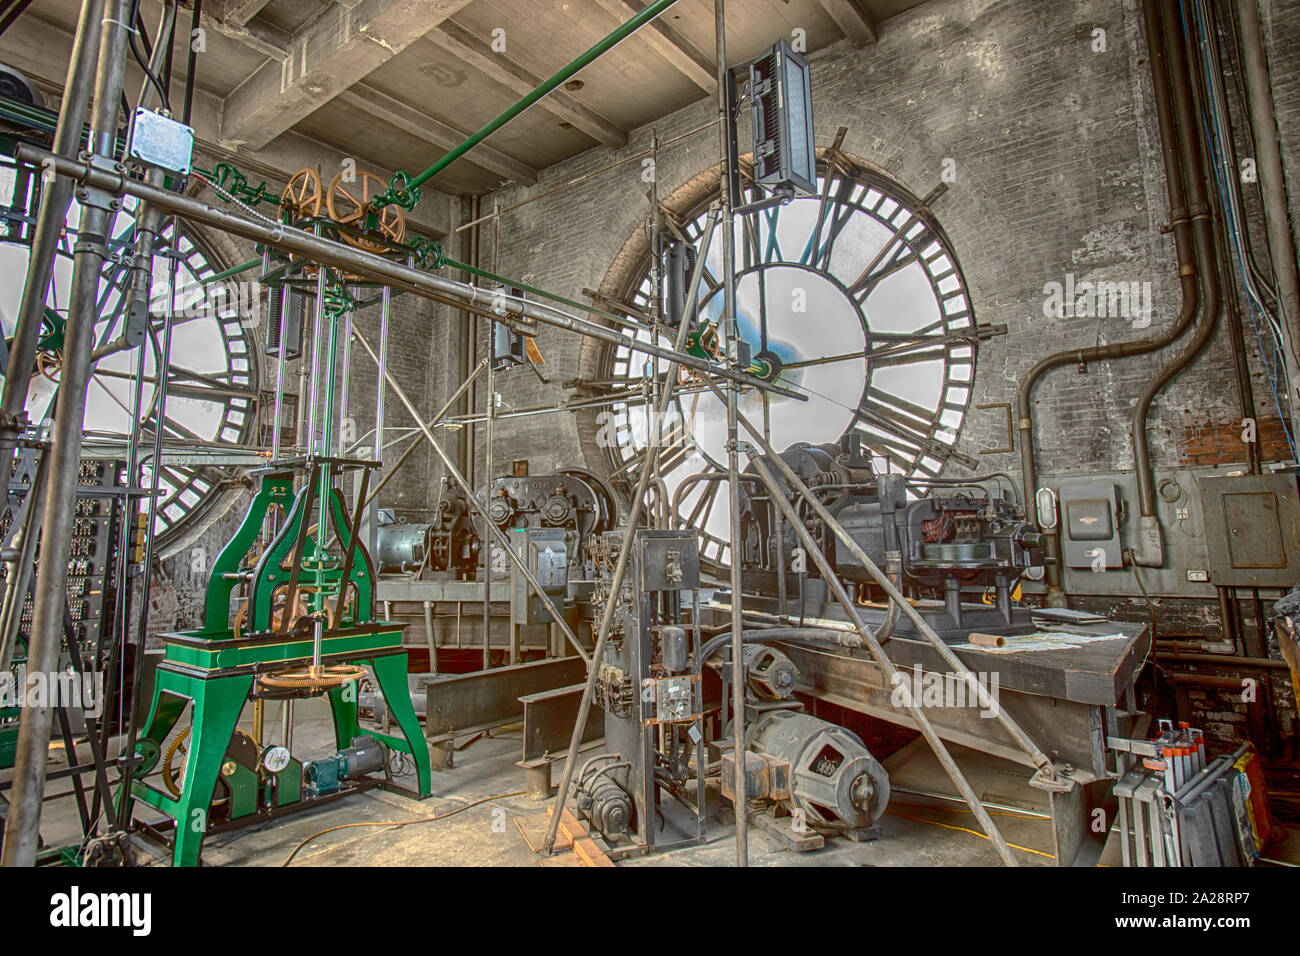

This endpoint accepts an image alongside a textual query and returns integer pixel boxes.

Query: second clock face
[0,175,259,548]
[593,158,978,570]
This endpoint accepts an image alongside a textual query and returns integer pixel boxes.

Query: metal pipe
[745,453,1020,866]
[482,202,502,671]
[423,601,437,675]
[1128,0,1222,566]
[2,0,132,867]
[383,0,681,201]
[305,229,327,455]
[182,0,201,125]
[117,1,177,357]
[1236,0,1300,435]
[114,240,180,834]
[540,207,722,857]
[714,0,748,869]
[1016,0,1201,586]
[350,328,590,664]
[462,195,480,483]
[0,0,103,429]
[376,281,391,463]
[337,308,353,451]
[17,144,805,404]
[270,250,287,460]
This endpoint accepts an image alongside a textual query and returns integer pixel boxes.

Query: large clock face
[595,159,977,569]
[0,180,258,546]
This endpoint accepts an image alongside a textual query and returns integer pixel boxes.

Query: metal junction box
[637,530,700,592]
[509,529,567,625]
[1196,473,1300,587]
[1059,482,1122,569]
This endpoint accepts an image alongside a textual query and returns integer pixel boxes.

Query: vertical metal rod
[270,258,287,460]
[282,698,294,752]
[114,236,179,833]
[1236,0,1300,438]
[539,207,721,855]
[714,0,747,868]
[305,236,327,455]
[375,280,393,462]
[337,307,353,450]
[423,600,437,675]
[2,0,132,866]
[0,0,105,652]
[482,202,500,671]
[746,455,1021,866]
[0,0,104,434]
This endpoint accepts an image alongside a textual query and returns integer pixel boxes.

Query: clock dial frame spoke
[584,155,977,572]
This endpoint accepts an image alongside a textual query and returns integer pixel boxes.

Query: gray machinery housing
[581,529,706,849]
[732,438,1045,639]
[746,709,890,831]
[374,468,617,582]
[574,529,892,850]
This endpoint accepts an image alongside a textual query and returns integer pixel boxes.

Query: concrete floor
[150,698,1060,867]
[19,697,1300,867]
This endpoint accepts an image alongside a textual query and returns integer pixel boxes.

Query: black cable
[128,0,171,113]
[182,0,201,124]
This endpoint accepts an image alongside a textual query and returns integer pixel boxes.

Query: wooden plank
[572,835,616,867]
[514,811,573,852]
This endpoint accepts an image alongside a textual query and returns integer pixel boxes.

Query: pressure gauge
[262,746,291,774]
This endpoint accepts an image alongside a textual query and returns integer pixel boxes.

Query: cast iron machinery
[723,437,1046,640]
[122,180,433,867]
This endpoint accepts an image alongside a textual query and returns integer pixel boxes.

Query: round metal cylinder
[747,710,890,829]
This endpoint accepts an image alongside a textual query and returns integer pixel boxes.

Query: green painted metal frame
[124,277,430,866]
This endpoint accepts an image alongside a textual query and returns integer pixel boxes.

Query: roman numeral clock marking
[590,155,985,570]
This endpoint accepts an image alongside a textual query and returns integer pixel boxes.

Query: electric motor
[576,773,632,838]
[746,710,890,830]
[741,644,798,700]
[303,735,386,795]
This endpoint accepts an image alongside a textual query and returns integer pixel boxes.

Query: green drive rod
[376,0,680,206]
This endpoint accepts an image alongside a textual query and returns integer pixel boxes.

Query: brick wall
[153,0,1300,654]
[470,0,1299,496]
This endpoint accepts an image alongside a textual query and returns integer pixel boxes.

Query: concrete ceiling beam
[220,0,474,151]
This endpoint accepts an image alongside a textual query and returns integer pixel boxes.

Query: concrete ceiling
[0,0,928,226]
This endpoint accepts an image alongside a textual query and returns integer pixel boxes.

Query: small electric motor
[746,710,890,830]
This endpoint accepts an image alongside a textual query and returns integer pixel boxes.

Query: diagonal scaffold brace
[706,383,1062,788]
[741,450,1023,866]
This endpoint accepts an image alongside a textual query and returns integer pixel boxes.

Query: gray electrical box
[1059,483,1122,569]
[1196,473,1300,587]
[127,108,194,174]
[509,529,567,625]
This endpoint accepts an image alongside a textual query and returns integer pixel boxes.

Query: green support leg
[366,654,431,797]
[167,674,254,867]
[326,682,364,750]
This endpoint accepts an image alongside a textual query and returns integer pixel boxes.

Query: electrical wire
[1183,0,1297,460]
[280,789,526,866]
[883,808,1055,860]
[128,0,172,113]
